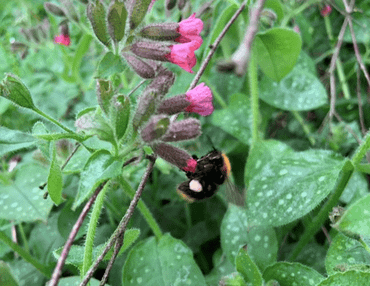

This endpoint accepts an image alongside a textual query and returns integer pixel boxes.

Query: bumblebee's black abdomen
[177,150,231,202]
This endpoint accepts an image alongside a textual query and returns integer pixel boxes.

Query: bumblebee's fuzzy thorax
[177,150,231,202]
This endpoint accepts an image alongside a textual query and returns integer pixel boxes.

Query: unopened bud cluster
[130,64,213,172]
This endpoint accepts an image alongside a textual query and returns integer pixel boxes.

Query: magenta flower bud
[153,143,197,172]
[44,2,66,17]
[175,14,203,44]
[165,0,177,10]
[185,83,213,116]
[321,5,332,17]
[139,23,180,41]
[133,88,159,130]
[141,115,170,143]
[122,52,156,79]
[129,41,171,61]
[161,118,201,142]
[157,83,213,116]
[156,94,189,115]
[147,66,175,96]
[60,0,79,22]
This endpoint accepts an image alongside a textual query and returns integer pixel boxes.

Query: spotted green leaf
[236,248,263,285]
[325,233,370,276]
[245,140,346,226]
[0,127,37,157]
[263,262,324,285]
[0,164,53,222]
[317,270,370,286]
[57,276,109,286]
[211,93,252,145]
[259,52,327,111]
[73,150,122,209]
[334,194,370,237]
[0,261,18,286]
[340,171,369,205]
[28,213,64,263]
[123,234,207,286]
[220,204,278,271]
[254,28,302,82]
[8,259,44,286]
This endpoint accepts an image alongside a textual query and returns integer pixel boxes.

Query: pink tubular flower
[54,34,70,46]
[175,13,203,43]
[185,83,214,116]
[165,40,201,73]
[183,158,197,173]
[321,5,332,17]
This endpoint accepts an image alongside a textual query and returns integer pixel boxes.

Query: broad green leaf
[334,194,370,237]
[53,228,140,269]
[123,234,207,286]
[0,127,37,157]
[263,262,324,285]
[0,164,53,222]
[295,243,327,275]
[259,52,327,111]
[209,72,244,100]
[220,204,277,271]
[254,28,302,82]
[55,276,107,286]
[73,150,122,209]
[245,140,346,226]
[211,93,252,145]
[57,203,88,240]
[326,233,370,275]
[98,52,126,78]
[259,70,327,111]
[47,144,63,205]
[87,0,110,47]
[236,248,263,285]
[63,147,91,174]
[317,270,370,285]
[107,0,127,42]
[343,14,370,44]
[8,259,44,286]
[208,4,238,46]
[0,261,18,286]
[32,121,51,160]
[28,213,65,263]
[206,250,236,285]
[340,171,369,205]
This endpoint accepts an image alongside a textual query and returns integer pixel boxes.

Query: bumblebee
[177,150,231,202]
